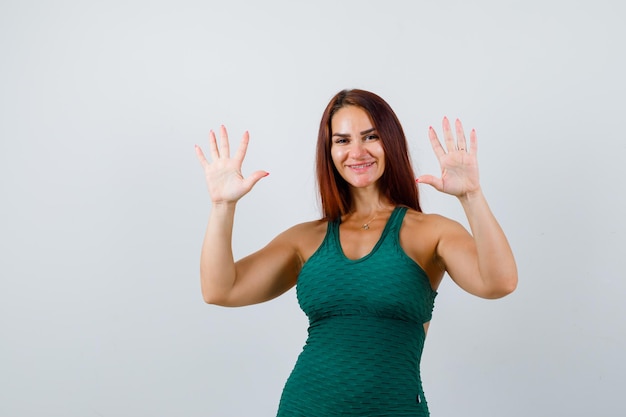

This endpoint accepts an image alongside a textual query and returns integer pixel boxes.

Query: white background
[1,0,624,416]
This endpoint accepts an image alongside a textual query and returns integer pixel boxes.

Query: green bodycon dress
[277,207,437,416]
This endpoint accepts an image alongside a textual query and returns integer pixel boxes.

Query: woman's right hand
[195,125,268,204]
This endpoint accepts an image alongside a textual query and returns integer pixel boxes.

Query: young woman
[195,89,517,416]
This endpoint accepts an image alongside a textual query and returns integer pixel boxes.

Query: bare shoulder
[403,209,453,230]
[280,218,327,239]
[402,209,472,254]
[403,209,467,236]
[275,218,328,262]
[400,209,448,253]
[400,209,472,290]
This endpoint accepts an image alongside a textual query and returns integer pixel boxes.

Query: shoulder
[403,209,474,264]
[400,209,454,248]
[274,218,329,262]
[403,209,472,252]
[403,208,473,247]
[400,209,472,289]
[402,209,464,234]
[280,218,327,238]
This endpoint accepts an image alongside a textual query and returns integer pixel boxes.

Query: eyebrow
[332,128,377,137]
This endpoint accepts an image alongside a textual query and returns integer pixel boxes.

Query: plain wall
[1,0,624,416]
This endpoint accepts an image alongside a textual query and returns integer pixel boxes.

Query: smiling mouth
[348,162,375,169]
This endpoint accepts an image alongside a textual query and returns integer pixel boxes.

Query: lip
[346,161,375,169]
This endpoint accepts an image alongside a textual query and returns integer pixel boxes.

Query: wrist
[211,200,238,212]
[457,187,484,204]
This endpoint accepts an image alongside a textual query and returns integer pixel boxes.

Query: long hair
[316,89,421,220]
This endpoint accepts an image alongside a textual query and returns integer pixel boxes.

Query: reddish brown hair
[316,89,421,220]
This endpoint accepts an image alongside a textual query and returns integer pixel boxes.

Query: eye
[333,137,349,144]
[364,134,379,141]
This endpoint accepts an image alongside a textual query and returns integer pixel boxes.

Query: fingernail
[415,178,419,183]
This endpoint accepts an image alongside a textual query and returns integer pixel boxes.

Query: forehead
[331,106,375,133]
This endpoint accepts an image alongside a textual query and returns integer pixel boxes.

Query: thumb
[416,175,443,191]
[244,170,270,188]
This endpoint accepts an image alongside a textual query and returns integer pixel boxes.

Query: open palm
[195,126,268,204]
[418,117,481,197]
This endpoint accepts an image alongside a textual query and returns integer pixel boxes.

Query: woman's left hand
[417,117,481,198]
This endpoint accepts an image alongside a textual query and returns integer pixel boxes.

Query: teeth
[351,163,372,169]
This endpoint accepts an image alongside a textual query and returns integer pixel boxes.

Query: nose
[349,141,368,158]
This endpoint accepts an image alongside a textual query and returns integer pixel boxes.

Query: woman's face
[330,105,385,189]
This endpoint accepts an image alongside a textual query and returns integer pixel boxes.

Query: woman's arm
[195,126,300,307]
[436,191,517,299]
[199,206,302,306]
[418,118,518,299]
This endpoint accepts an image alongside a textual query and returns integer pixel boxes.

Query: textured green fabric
[277,207,437,416]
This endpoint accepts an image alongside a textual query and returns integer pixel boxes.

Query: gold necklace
[361,214,378,230]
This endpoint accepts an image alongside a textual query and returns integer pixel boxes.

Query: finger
[208,130,220,160]
[219,125,230,158]
[442,116,456,153]
[194,144,210,168]
[455,119,467,152]
[469,128,478,155]
[416,174,443,191]
[243,170,270,189]
[233,131,250,165]
[428,126,446,159]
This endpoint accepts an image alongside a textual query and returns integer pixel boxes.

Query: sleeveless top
[277,207,437,416]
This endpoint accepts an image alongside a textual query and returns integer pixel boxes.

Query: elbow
[484,273,518,299]
[200,282,231,306]
[199,268,235,306]
[202,291,220,305]
[201,288,231,306]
